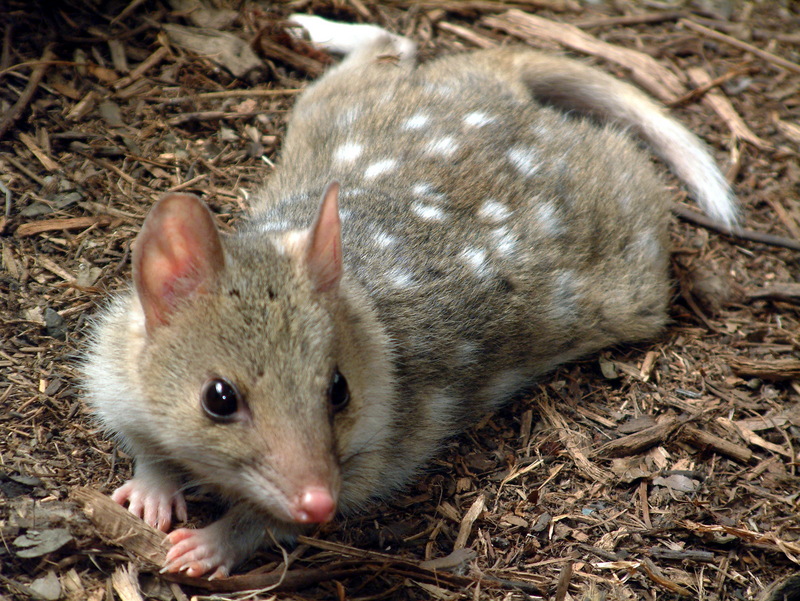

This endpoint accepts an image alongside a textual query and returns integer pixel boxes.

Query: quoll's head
[131,185,348,526]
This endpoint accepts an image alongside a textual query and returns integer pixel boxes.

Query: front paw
[162,508,269,579]
[111,478,188,532]
[163,527,234,579]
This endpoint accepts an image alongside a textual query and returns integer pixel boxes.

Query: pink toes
[111,478,186,532]
[164,527,232,579]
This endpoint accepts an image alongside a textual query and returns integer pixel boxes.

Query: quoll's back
[254,47,671,436]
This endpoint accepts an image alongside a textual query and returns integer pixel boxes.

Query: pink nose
[292,487,337,523]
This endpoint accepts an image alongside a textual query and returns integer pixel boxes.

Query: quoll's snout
[291,486,338,523]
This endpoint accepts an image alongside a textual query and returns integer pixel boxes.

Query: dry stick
[667,63,756,108]
[687,66,771,149]
[437,21,499,49]
[0,44,56,140]
[682,425,753,463]
[745,283,800,304]
[554,561,574,601]
[574,11,685,29]
[595,416,684,458]
[680,19,800,75]
[167,110,267,126]
[151,88,302,106]
[672,204,800,252]
[1,20,12,71]
[113,45,169,90]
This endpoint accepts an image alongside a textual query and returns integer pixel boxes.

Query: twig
[113,45,169,90]
[682,425,753,463]
[167,110,267,125]
[575,11,685,29]
[0,44,56,140]
[672,204,800,251]
[1,180,11,219]
[437,21,499,48]
[728,357,800,381]
[686,67,771,149]
[667,63,756,107]
[15,216,114,238]
[595,416,684,458]
[151,88,301,106]
[745,283,800,305]
[680,19,800,75]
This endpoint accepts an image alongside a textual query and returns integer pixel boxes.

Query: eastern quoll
[81,15,738,578]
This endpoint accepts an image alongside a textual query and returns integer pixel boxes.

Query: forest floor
[1,1,800,600]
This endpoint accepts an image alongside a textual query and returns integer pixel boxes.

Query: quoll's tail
[508,52,739,228]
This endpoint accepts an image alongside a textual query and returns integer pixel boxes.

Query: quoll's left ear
[305,181,343,293]
[132,193,225,333]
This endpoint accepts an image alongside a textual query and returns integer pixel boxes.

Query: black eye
[328,369,350,412]
[201,378,241,421]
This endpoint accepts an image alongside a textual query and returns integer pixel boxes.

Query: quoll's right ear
[132,193,225,334]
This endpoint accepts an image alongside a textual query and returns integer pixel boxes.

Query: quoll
[81,15,737,578]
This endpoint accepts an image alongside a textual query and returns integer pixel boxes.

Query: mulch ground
[2,1,800,600]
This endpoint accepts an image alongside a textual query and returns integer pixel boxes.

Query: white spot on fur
[552,270,581,320]
[535,202,563,235]
[334,142,363,163]
[462,247,490,277]
[424,83,455,97]
[403,113,430,129]
[482,368,529,408]
[478,199,511,223]
[426,136,459,157]
[364,159,398,179]
[412,183,446,202]
[491,226,517,257]
[464,111,495,127]
[627,229,661,262]
[373,231,397,248]
[388,267,414,288]
[507,147,539,177]
[456,341,479,364]
[341,187,366,198]
[427,390,457,428]
[531,124,550,138]
[412,202,445,221]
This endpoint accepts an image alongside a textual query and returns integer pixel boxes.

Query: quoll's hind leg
[282,14,418,149]
[288,14,416,64]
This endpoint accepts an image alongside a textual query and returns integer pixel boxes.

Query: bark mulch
[1,1,799,599]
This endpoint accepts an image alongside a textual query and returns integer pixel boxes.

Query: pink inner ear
[133,194,224,332]
[306,182,343,293]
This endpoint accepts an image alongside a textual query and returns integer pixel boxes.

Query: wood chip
[453,494,486,550]
[18,132,60,171]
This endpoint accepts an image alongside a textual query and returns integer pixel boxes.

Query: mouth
[237,467,339,525]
